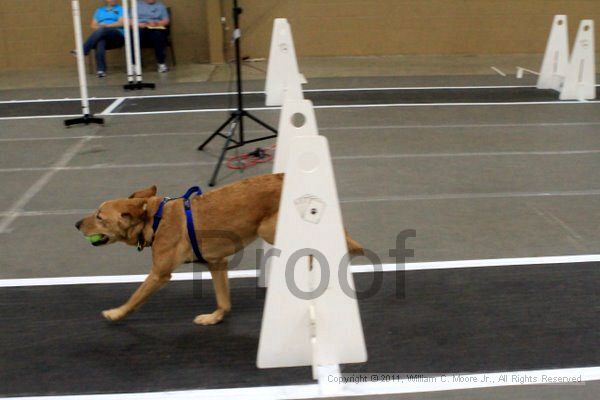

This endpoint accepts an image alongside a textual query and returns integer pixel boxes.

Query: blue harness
[145,186,207,264]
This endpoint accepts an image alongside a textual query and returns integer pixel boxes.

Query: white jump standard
[523,14,596,101]
[536,15,569,91]
[122,0,155,90]
[560,20,596,100]
[265,18,307,106]
[64,0,104,127]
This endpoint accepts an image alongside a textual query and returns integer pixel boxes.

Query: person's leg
[82,28,106,56]
[105,30,125,50]
[95,38,107,73]
[93,29,124,74]
[148,29,167,65]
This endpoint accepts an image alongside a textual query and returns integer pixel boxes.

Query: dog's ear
[128,185,157,199]
[120,199,148,223]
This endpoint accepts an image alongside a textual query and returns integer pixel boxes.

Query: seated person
[136,0,170,73]
[82,0,125,77]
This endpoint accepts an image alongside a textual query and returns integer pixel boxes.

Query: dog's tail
[345,231,365,256]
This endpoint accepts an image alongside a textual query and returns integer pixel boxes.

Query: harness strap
[182,186,206,263]
[148,186,206,263]
[152,197,171,233]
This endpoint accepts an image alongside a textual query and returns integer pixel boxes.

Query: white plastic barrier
[259,100,320,288]
[265,19,307,106]
[560,20,596,100]
[257,133,367,381]
[537,15,569,91]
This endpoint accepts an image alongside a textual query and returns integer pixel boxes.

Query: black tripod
[197,0,277,187]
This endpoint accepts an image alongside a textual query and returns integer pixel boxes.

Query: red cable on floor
[226,145,276,170]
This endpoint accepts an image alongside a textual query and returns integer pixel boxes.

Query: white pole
[71,0,90,116]
[121,0,134,83]
[131,0,143,82]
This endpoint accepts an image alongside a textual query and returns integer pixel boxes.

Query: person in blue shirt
[135,0,170,72]
[82,0,125,77]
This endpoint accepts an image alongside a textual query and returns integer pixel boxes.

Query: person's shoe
[97,71,106,78]
[158,64,169,73]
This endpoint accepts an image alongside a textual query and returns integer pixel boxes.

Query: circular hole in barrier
[584,25,590,32]
[291,113,306,128]
[298,152,320,173]
[558,20,564,26]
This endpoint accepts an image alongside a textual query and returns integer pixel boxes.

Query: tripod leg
[244,112,278,133]
[208,116,239,187]
[198,114,237,151]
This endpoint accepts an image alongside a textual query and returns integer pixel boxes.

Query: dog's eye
[96,214,103,221]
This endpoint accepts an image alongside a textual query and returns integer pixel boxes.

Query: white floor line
[1,364,600,400]
[4,149,600,173]
[3,121,600,143]
[0,160,217,173]
[0,137,92,234]
[2,83,599,105]
[2,99,599,122]
[0,114,80,121]
[339,189,600,203]
[99,97,126,115]
[1,254,598,287]
[0,85,544,105]
[3,188,600,218]
[0,130,214,143]
[312,100,600,110]
[490,66,507,77]
[0,209,94,217]
[0,97,117,104]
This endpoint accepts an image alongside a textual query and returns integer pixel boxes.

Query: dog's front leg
[102,269,172,321]
[194,260,231,326]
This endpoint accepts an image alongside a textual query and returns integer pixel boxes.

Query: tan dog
[76,173,363,325]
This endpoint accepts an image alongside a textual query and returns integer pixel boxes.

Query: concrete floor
[1,67,599,399]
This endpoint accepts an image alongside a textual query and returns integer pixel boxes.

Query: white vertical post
[560,20,596,100]
[70,0,90,116]
[121,0,134,83]
[131,0,143,82]
[537,15,569,91]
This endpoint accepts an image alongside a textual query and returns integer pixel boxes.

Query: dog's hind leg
[194,259,231,325]
[257,213,278,245]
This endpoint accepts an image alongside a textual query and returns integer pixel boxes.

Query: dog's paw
[193,312,223,326]
[102,308,126,321]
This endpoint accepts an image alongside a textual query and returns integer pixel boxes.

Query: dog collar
[137,231,146,252]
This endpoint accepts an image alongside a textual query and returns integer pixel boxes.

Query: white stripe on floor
[4,366,600,400]
[3,149,600,173]
[3,121,600,143]
[1,254,598,287]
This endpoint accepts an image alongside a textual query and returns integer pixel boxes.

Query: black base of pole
[123,81,156,90]
[201,110,277,187]
[64,114,104,127]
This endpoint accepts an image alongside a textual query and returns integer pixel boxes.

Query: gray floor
[1,76,599,398]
